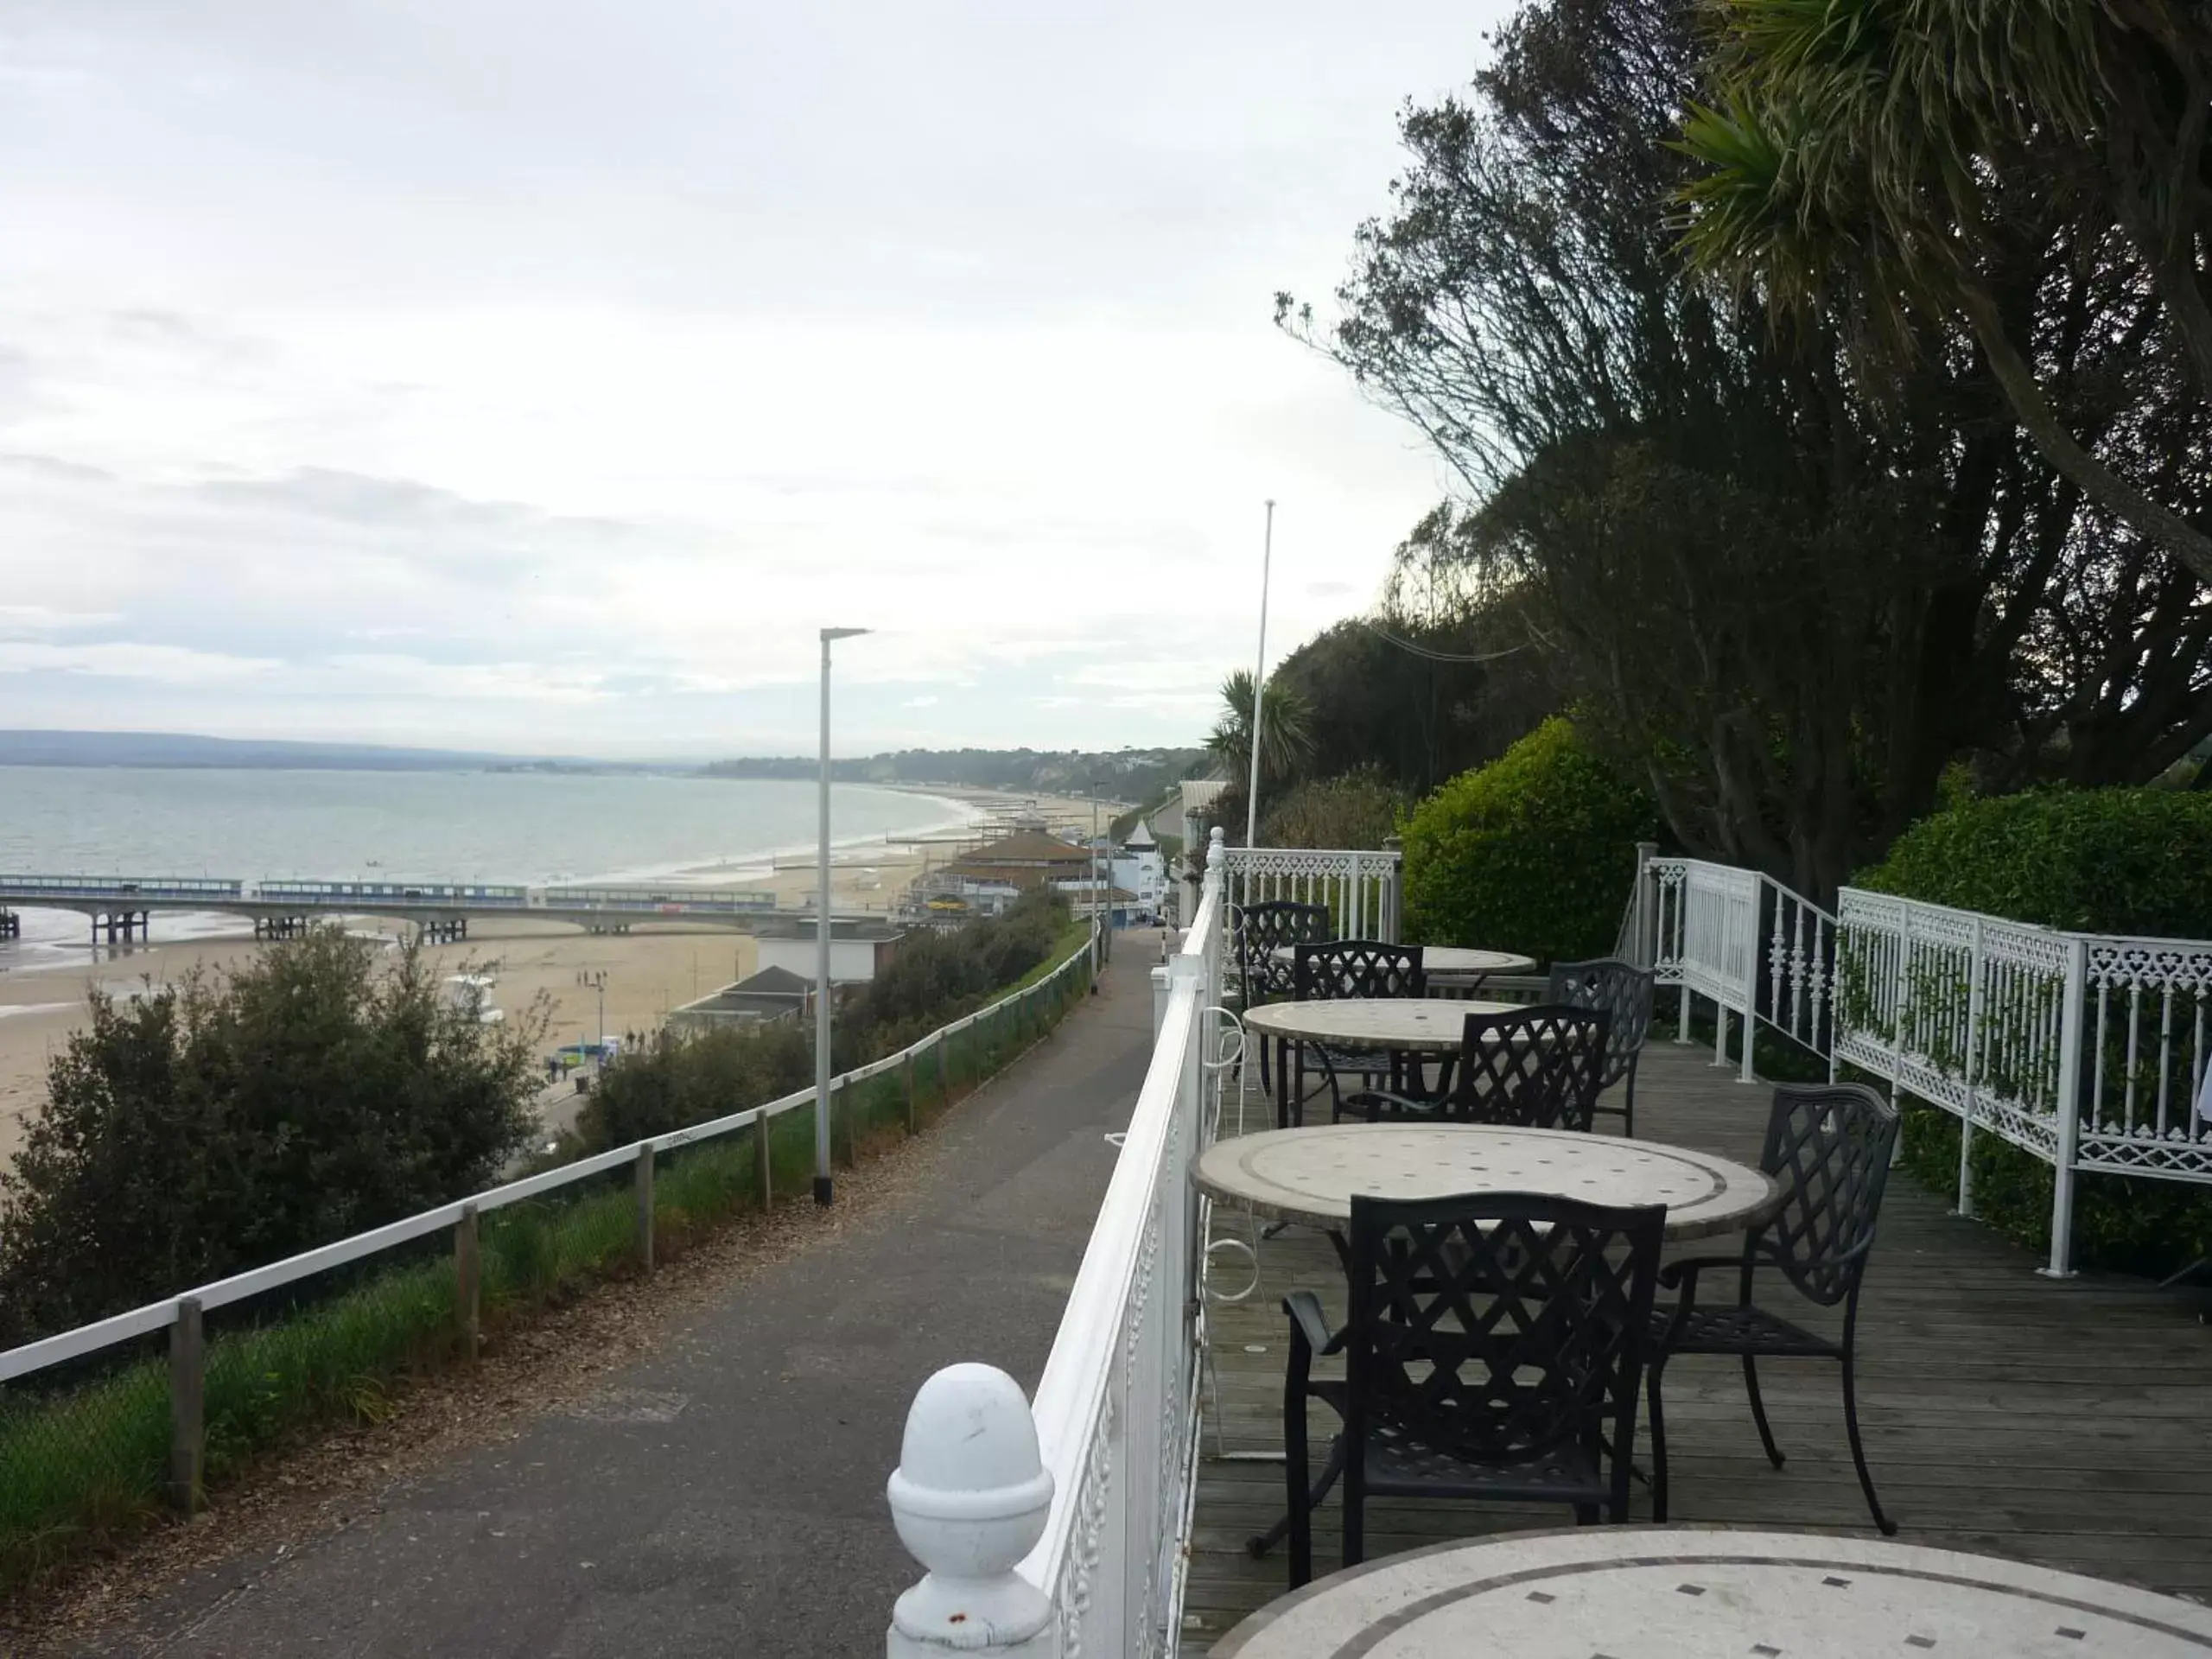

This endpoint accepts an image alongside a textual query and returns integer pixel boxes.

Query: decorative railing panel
[1220,845,1400,945]
[1645,856,1833,1080]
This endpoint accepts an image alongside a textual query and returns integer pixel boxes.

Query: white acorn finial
[886,1363,1054,1653]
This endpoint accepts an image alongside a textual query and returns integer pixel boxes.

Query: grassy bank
[0,933,1097,1592]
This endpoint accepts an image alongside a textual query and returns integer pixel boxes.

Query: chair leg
[1842,1350,1897,1535]
[1573,1503,1599,1526]
[1646,1360,1671,1523]
[1248,1438,1344,1559]
[1285,1381,1313,1587]
[1743,1354,1785,1468]
[1341,1467,1364,1573]
[1622,1066,1637,1138]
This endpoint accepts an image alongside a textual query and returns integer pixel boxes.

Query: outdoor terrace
[1179,1039,2212,1650]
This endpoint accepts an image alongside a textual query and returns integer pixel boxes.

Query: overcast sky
[0,1,1508,758]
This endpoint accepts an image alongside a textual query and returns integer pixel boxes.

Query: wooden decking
[1179,1039,2212,1653]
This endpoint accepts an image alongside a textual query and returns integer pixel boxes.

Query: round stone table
[1211,1527,2212,1656]
[1243,997,1516,1055]
[1193,1122,1777,1241]
[1272,944,1536,982]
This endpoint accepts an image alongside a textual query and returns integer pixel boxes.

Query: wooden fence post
[835,1079,853,1168]
[755,1107,774,1211]
[634,1144,656,1272]
[939,1030,952,1103]
[168,1296,204,1514]
[904,1050,918,1135]
[454,1202,480,1367]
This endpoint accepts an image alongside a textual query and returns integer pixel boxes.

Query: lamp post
[579,969,607,1073]
[1246,499,1275,849]
[817,626,870,1207]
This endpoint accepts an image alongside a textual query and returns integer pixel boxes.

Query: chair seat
[1655,1300,1841,1358]
[1361,1421,1608,1503]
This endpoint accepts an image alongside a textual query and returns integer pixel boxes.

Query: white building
[1110,819,1166,918]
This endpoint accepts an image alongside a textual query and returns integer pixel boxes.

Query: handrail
[0,929,1096,1387]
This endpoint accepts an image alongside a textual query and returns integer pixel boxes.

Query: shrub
[1261,767,1405,851]
[1855,786,2212,1277]
[575,1020,812,1151]
[1401,718,1656,966]
[1858,786,2212,937]
[0,929,545,1345]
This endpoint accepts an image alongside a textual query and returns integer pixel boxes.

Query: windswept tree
[1281,0,2212,897]
[1678,1,2212,583]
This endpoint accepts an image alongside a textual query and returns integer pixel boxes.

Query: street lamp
[817,626,871,1207]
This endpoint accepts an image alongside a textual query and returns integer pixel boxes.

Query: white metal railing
[1219,844,1401,944]
[1638,854,1834,1080]
[0,937,1096,1389]
[887,833,1225,1656]
[1629,849,2212,1275]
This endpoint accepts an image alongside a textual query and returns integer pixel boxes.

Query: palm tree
[1676,0,2212,584]
[1209,669,1314,788]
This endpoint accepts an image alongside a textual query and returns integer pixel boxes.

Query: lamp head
[822,626,871,643]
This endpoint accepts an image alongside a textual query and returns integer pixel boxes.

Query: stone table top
[1271,944,1537,980]
[1242,998,1518,1054]
[1192,1122,1777,1240]
[1211,1526,2212,1656]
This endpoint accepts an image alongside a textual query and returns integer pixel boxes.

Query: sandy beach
[0,786,1115,1167]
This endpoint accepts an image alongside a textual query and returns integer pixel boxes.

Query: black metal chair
[1645,1082,1902,1535]
[1547,957,1656,1135]
[1274,1192,1666,1586]
[1340,1005,1611,1133]
[1287,940,1425,1126]
[1231,901,1332,1095]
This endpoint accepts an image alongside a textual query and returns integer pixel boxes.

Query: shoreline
[0,785,1116,1169]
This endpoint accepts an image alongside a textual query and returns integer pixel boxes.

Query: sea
[0,766,977,963]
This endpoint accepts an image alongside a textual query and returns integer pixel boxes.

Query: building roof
[1122,817,1157,849]
[734,964,811,995]
[1180,779,1228,814]
[955,830,1092,867]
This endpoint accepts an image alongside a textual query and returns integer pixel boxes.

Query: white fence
[1637,852,1836,1079]
[0,938,1097,1395]
[1220,844,1400,944]
[1630,851,2212,1275]
[887,834,1227,1656]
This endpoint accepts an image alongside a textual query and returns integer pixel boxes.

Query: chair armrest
[1656,1253,1750,1294]
[1283,1289,1342,1357]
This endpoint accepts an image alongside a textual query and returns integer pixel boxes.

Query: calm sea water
[0,766,974,956]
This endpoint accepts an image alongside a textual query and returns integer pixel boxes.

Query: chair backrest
[1233,901,1333,1000]
[1292,939,1424,1002]
[1446,1005,1611,1132]
[1344,1192,1664,1481]
[1753,1084,1901,1306]
[1545,957,1656,1089]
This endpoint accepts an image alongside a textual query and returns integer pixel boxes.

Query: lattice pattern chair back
[1234,900,1332,1001]
[1292,939,1424,1002]
[1546,957,1654,1090]
[1344,1192,1663,1487]
[1757,1084,1900,1306]
[1446,1005,1611,1132]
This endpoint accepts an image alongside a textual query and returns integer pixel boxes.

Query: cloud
[0,639,280,684]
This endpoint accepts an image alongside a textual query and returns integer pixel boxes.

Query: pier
[0,874,868,942]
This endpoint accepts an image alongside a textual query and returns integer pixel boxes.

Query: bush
[1855,786,2212,1277]
[0,929,545,1345]
[1858,786,2212,936]
[1401,718,1656,966]
[1261,767,1405,850]
[574,1021,813,1151]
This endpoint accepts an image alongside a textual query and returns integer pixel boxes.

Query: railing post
[904,1049,918,1135]
[1737,876,1761,1084]
[1152,963,1171,1039]
[1957,917,1984,1218]
[1630,840,1657,969]
[168,1296,205,1514]
[634,1143,657,1271]
[454,1201,480,1365]
[886,1364,1054,1656]
[2043,936,2088,1278]
[939,1029,952,1104]
[1347,851,1365,940]
[1382,834,1404,945]
[755,1107,775,1211]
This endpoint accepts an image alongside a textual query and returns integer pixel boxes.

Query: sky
[0,0,1510,758]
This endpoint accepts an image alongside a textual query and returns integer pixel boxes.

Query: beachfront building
[1109,818,1166,917]
[753,923,903,986]
[667,964,812,1030]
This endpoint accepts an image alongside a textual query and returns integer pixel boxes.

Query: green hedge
[1401,718,1656,967]
[1855,786,2212,1278]
[1857,787,2212,936]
